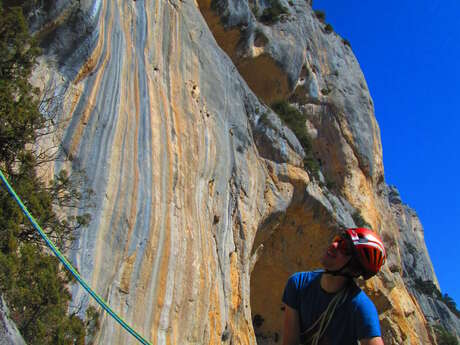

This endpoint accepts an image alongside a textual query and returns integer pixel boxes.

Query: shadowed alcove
[250,200,336,344]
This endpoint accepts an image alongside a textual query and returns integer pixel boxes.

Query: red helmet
[343,228,386,279]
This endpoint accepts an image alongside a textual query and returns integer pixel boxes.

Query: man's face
[321,235,353,271]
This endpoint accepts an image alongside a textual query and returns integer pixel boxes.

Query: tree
[441,293,460,318]
[0,244,86,344]
[0,2,91,343]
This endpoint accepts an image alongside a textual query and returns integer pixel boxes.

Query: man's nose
[328,242,338,252]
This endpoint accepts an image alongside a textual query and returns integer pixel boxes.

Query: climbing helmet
[343,228,386,279]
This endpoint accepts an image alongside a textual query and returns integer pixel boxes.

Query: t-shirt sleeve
[282,273,301,310]
[355,295,381,340]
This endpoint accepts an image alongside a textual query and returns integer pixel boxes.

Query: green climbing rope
[0,170,152,345]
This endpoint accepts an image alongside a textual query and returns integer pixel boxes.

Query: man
[282,228,386,345]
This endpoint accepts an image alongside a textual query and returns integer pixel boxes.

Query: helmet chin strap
[324,270,355,279]
[324,258,357,279]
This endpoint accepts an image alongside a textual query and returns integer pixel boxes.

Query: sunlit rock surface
[31,0,459,344]
[0,296,26,345]
[388,185,460,338]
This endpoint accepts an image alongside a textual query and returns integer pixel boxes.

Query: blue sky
[312,1,460,306]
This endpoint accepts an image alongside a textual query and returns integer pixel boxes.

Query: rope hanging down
[0,170,152,345]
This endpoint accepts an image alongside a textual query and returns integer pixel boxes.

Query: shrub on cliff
[413,278,460,318]
[2,0,57,14]
[413,277,441,298]
[271,101,310,149]
[260,0,288,24]
[324,23,334,34]
[342,38,352,48]
[271,100,320,176]
[440,293,460,318]
[0,3,92,344]
[433,325,459,345]
[314,10,326,23]
[351,211,371,229]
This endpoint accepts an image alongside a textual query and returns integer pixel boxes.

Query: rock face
[0,296,26,345]
[28,0,459,344]
[388,185,460,338]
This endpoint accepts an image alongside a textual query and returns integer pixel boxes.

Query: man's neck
[320,272,350,293]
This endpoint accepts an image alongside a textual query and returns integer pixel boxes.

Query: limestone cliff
[23,0,459,344]
[0,296,26,345]
[388,185,460,339]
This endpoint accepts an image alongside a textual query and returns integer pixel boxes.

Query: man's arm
[282,304,300,345]
[359,337,384,345]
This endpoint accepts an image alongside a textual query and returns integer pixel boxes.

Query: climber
[282,228,386,345]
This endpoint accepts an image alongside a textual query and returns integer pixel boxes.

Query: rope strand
[0,170,152,345]
[301,284,350,345]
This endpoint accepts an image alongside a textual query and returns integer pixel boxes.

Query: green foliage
[441,293,457,310]
[321,87,331,95]
[0,7,42,166]
[0,244,85,344]
[413,277,441,298]
[0,2,91,343]
[260,0,288,24]
[413,278,460,318]
[259,111,273,128]
[351,211,371,228]
[433,325,459,345]
[249,1,259,17]
[271,101,310,150]
[85,306,101,345]
[303,153,320,177]
[324,23,334,34]
[314,10,326,23]
[441,293,460,318]
[2,0,57,14]
[342,38,351,48]
[313,9,334,33]
[271,100,320,176]
[404,241,417,256]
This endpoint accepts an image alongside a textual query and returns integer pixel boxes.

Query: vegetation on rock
[433,325,459,345]
[314,10,325,23]
[440,294,460,318]
[271,100,320,176]
[324,23,334,34]
[321,87,331,95]
[249,0,259,17]
[413,277,460,318]
[2,0,56,13]
[260,0,288,24]
[414,277,440,298]
[313,10,334,34]
[342,38,351,48]
[351,210,371,229]
[0,2,94,344]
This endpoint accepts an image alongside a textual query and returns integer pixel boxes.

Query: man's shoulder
[349,287,378,313]
[287,270,323,288]
[283,270,323,307]
[346,285,382,338]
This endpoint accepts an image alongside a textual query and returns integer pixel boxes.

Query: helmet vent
[363,247,371,262]
[344,228,386,279]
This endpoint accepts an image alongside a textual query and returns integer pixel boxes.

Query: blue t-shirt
[282,271,381,345]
